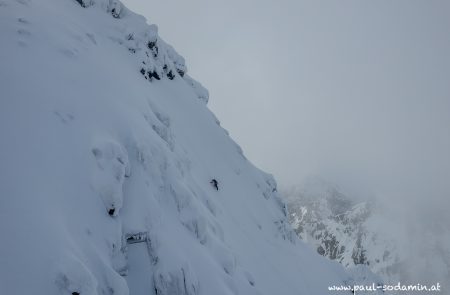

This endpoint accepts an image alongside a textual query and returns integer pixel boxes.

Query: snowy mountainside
[0,1,356,294]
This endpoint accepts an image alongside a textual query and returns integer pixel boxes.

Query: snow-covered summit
[0,0,354,294]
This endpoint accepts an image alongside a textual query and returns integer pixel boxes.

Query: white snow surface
[0,0,351,294]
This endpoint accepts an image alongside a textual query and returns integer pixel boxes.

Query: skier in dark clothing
[210,179,219,191]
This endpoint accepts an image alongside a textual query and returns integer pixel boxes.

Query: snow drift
[0,0,353,294]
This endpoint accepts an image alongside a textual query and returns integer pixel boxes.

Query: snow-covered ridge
[0,1,354,294]
[75,0,209,103]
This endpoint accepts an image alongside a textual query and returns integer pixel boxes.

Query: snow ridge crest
[75,0,209,104]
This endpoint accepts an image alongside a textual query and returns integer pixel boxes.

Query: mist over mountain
[1,1,447,294]
[283,176,450,294]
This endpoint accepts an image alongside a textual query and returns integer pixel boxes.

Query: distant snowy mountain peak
[0,1,360,294]
[284,178,450,293]
[284,177,401,280]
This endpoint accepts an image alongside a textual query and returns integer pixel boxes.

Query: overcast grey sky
[122,0,450,203]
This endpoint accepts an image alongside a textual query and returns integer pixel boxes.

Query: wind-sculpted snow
[0,0,354,294]
[91,139,131,216]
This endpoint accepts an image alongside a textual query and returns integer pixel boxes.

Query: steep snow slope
[0,1,352,294]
